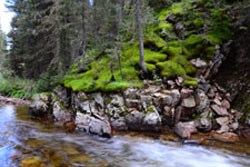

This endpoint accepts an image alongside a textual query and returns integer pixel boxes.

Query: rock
[190,58,207,68]
[196,92,210,111]
[29,93,51,116]
[216,117,229,126]
[167,80,176,88]
[216,117,230,133]
[211,105,229,116]
[230,122,239,131]
[110,95,124,107]
[197,118,212,131]
[181,96,196,108]
[170,89,181,106]
[140,95,152,105]
[174,106,182,124]
[111,118,128,131]
[221,99,230,109]
[124,88,138,99]
[180,88,193,99]
[52,99,72,122]
[125,110,144,130]
[143,106,161,128]
[213,98,221,106]
[175,121,198,139]
[92,93,104,109]
[75,112,111,137]
[126,99,141,110]
[176,77,184,86]
[166,13,176,23]
[54,85,70,107]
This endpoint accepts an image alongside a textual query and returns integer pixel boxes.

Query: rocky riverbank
[29,78,242,140]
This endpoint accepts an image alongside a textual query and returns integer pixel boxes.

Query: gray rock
[29,93,51,116]
[126,99,141,109]
[124,88,138,99]
[181,88,193,99]
[190,58,207,68]
[52,99,72,122]
[143,106,161,127]
[221,99,230,109]
[125,110,144,130]
[216,117,230,133]
[75,112,111,137]
[197,118,212,131]
[170,89,181,106]
[110,95,124,107]
[196,92,210,111]
[111,118,128,131]
[181,96,196,108]
[175,121,198,139]
[211,105,229,116]
[54,85,70,107]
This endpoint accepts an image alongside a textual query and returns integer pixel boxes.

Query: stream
[0,105,250,167]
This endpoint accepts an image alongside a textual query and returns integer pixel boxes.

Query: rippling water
[0,105,250,167]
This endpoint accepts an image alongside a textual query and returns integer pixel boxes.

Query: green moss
[171,56,196,75]
[205,34,222,45]
[183,35,204,48]
[205,46,216,60]
[146,63,156,72]
[156,22,174,32]
[183,77,198,87]
[144,32,168,52]
[104,81,144,92]
[171,2,192,16]
[193,18,205,28]
[157,60,186,78]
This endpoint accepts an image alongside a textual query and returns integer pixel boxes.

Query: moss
[104,81,144,92]
[205,34,222,45]
[157,60,186,78]
[183,77,198,87]
[170,56,196,75]
[147,106,156,113]
[155,22,174,32]
[146,63,156,72]
[183,35,204,48]
[193,18,205,28]
[205,46,216,60]
[171,2,192,16]
[144,32,168,52]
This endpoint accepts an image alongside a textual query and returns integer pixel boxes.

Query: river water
[0,105,250,167]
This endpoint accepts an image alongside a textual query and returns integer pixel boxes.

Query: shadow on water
[0,105,250,167]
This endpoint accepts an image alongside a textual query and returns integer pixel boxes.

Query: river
[0,105,250,167]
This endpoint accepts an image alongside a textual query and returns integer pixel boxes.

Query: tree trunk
[135,0,147,74]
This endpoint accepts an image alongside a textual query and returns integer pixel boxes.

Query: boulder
[54,85,70,107]
[175,121,198,139]
[29,93,51,116]
[75,112,111,137]
[125,110,144,130]
[211,105,229,116]
[170,89,181,106]
[197,118,212,131]
[126,99,141,110]
[216,117,230,133]
[111,118,128,131]
[52,98,72,122]
[181,96,196,108]
[143,106,161,128]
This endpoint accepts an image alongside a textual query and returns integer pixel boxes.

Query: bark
[135,0,147,74]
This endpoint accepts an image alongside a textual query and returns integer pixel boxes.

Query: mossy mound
[63,0,232,92]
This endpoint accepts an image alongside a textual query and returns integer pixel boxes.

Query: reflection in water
[0,105,249,166]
